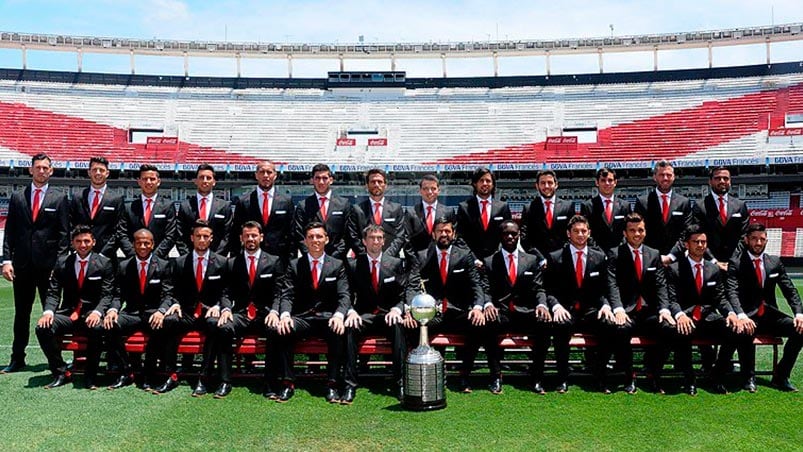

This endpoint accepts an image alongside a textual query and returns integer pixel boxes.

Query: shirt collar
[476,195,492,204]
[747,251,764,262]
[368,252,383,263]
[316,190,332,200]
[655,188,672,198]
[711,192,729,202]
[307,253,326,265]
[569,244,587,256]
[627,244,643,254]
[502,248,518,261]
[257,186,274,198]
[599,194,613,203]
[91,185,107,194]
[687,256,704,268]
[422,200,437,210]
[137,255,152,266]
[31,183,49,193]
[141,193,158,203]
[244,249,261,260]
[193,250,210,261]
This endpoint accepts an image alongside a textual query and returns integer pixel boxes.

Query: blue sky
[1,0,802,77]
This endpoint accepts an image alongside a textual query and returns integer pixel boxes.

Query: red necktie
[693,263,703,321]
[199,197,208,221]
[633,249,642,282]
[507,253,517,285]
[311,259,320,290]
[718,196,727,224]
[661,194,669,223]
[426,205,434,234]
[575,251,584,288]
[248,255,256,287]
[139,261,147,295]
[480,200,489,231]
[371,259,379,293]
[90,190,101,220]
[604,199,612,224]
[319,196,328,221]
[544,200,553,229]
[754,258,766,317]
[373,202,382,225]
[439,251,448,284]
[195,256,204,292]
[262,192,270,225]
[143,198,153,227]
[32,188,42,222]
[71,260,87,321]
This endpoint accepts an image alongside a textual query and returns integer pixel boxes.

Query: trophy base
[402,396,447,411]
[402,346,446,411]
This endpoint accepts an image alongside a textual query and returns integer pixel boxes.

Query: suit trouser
[206,312,271,383]
[548,310,602,382]
[36,313,102,379]
[598,312,662,382]
[499,309,550,381]
[345,312,407,386]
[11,267,51,361]
[274,314,347,385]
[428,309,501,378]
[161,313,213,378]
[106,312,152,378]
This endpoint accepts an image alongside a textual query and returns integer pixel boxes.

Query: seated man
[483,220,551,394]
[274,222,354,404]
[35,225,115,389]
[723,222,803,392]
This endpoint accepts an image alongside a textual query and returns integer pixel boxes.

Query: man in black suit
[606,213,670,394]
[723,222,803,392]
[177,164,232,256]
[581,167,631,253]
[692,166,749,269]
[344,224,412,402]
[293,163,352,260]
[35,225,115,389]
[346,168,407,258]
[69,156,124,260]
[543,215,615,393]
[403,174,456,267]
[660,225,749,395]
[1,153,69,373]
[210,221,285,399]
[101,228,175,391]
[231,161,295,261]
[520,170,575,257]
[274,222,354,404]
[456,167,512,262]
[483,220,551,394]
[118,164,177,259]
[411,217,492,393]
[634,160,695,265]
[152,220,230,396]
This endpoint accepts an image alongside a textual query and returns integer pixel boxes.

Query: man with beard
[520,170,576,257]
[69,156,124,261]
[177,164,232,256]
[456,167,512,262]
[580,167,631,253]
[293,164,352,260]
[346,168,407,258]
[692,166,749,269]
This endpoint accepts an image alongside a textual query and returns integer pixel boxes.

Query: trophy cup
[402,289,446,411]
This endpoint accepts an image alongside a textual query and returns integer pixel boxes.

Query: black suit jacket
[177,195,232,256]
[231,189,295,260]
[456,197,512,259]
[606,244,668,314]
[411,245,485,312]
[483,250,547,314]
[69,187,124,259]
[727,252,803,317]
[544,245,609,315]
[520,197,575,256]
[2,185,69,272]
[227,251,285,316]
[108,255,175,315]
[404,202,457,257]
[346,198,407,257]
[279,254,351,317]
[293,193,352,260]
[665,258,732,318]
[44,253,114,316]
[119,195,178,259]
[692,194,749,262]
[580,196,631,252]
[634,190,694,258]
[164,252,230,312]
[347,254,408,314]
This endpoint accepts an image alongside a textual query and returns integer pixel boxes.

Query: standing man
[177,164,232,256]
[1,153,69,373]
[634,160,695,265]
[69,156,124,260]
[581,167,631,253]
[723,223,803,392]
[293,163,352,260]
[274,222,354,404]
[456,167,512,261]
[692,166,749,268]
[346,168,407,258]
[520,170,575,257]
[231,161,295,261]
[118,164,177,259]
[403,174,456,266]
[35,225,115,389]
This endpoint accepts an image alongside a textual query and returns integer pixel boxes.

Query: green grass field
[1,279,802,451]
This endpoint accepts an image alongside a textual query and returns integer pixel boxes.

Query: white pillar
[130,49,135,74]
[287,54,293,78]
[598,48,603,73]
[441,53,447,78]
[708,42,713,68]
[235,52,241,77]
[766,38,771,64]
[77,49,83,72]
[545,50,551,76]
[653,46,658,71]
[493,51,499,76]
[21,44,26,70]
[183,51,189,77]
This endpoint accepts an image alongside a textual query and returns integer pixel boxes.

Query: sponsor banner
[769,128,803,136]
[749,208,803,228]
[368,138,388,146]
[336,138,356,146]
[545,136,578,144]
[146,136,179,145]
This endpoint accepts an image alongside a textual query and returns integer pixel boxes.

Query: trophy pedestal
[403,345,446,411]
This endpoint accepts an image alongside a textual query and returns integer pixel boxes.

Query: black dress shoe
[325,387,340,403]
[1,360,26,374]
[598,383,612,395]
[153,377,179,394]
[276,386,295,403]
[138,382,153,392]
[532,382,546,395]
[191,380,208,397]
[340,385,356,405]
[85,379,99,390]
[488,377,503,395]
[647,378,665,395]
[771,377,799,392]
[108,374,135,390]
[458,377,472,393]
[743,377,757,393]
[213,382,232,398]
[263,384,278,400]
[624,381,638,395]
[556,382,569,394]
[44,373,72,389]
[685,385,698,396]
[711,383,729,395]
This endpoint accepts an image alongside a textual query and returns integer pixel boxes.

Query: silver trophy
[403,289,446,411]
